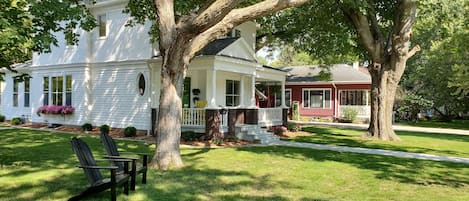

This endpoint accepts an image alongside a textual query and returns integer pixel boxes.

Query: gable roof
[280,64,371,84]
[197,37,239,56]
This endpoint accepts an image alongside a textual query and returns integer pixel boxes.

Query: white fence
[258,108,283,126]
[338,105,371,118]
[182,108,206,126]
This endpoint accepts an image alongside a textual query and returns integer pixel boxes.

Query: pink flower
[37,105,75,115]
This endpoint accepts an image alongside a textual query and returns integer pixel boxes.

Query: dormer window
[98,14,106,37]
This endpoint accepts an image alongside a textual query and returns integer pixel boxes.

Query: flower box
[37,105,75,115]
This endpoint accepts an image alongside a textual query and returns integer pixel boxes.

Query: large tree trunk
[150,37,187,170]
[366,63,402,141]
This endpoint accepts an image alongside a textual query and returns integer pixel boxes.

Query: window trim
[302,88,332,109]
[24,77,30,107]
[225,80,240,107]
[43,75,72,106]
[13,79,19,107]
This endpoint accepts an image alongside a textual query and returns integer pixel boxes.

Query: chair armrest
[104,155,138,160]
[96,158,133,163]
[77,165,118,170]
[119,151,150,156]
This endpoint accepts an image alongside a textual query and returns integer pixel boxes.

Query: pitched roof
[197,37,239,55]
[279,64,371,84]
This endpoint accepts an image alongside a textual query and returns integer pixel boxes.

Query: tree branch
[155,0,176,50]
[179,0,242,36]
[406,44,420,58]
[185,0,309,59]
[391,0,417,57]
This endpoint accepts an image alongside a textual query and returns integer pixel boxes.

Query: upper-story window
[24,77,30,107]
[13,79,19,107]
[98,14,107,37]
[233,29,241,37]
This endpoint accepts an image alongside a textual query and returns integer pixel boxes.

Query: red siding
[287,83,371,118]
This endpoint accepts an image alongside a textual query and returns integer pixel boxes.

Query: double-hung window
[13,79,19,107]
[43,75,72,106]
[24,77,30,107]
[226,80,240,107]
[303,89,331,109]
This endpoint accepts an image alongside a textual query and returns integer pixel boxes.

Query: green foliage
[100,124,110,134]
[343,108,358,121]
[81,123,93,132]
[212,138,223,146]
[181,131,203,141]
[287,123,301,132]
[402,0,468,117]
[397,94,433,122]
[0,114,5,122]
[292,101,300,121]
[10,117,22,125]
[124,126,137,137]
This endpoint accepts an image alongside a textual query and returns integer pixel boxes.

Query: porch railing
[338,105,371,118]
[258,108,283,126]
[182,108,206,127]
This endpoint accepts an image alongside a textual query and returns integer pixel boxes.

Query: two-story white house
[0,0,288,139]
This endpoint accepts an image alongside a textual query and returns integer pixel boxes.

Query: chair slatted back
[71,137,103,185]
[100,132,124,171]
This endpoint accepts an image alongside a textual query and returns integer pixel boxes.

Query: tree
[401,0,468,118]
[0,0,96,80]
[125,0,309,169]
[258,0,420,141]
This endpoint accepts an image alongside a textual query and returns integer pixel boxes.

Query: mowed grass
[398,119,469,130]
[0,128,468,201]
[289,126,469,158]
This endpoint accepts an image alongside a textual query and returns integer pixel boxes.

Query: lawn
[289,126,469,158]
[1,128,468,201]
[398,119,469,130]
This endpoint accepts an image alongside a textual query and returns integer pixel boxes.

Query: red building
[281,63,371,120]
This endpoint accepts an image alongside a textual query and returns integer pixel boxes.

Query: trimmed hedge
[124,126,137,137]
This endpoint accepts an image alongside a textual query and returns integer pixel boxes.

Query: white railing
[258,108,283,126]
[338,105,371,118]
[182,108,206,127]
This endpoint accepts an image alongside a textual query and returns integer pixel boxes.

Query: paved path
[290,121,469,136]
[259,140,469,164]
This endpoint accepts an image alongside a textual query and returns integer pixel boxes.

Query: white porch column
[280,80,286,108]
[240,75,245,107]
[249,75,257,108]
[206,69,217,108]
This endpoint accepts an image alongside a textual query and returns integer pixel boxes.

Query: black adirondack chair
[69,137,131,201]
[100,131,148,191]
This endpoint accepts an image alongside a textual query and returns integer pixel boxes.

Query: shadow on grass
[236,146,469,188]
[290,126,469,157]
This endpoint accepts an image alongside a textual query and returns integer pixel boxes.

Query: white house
[0,0,287,138]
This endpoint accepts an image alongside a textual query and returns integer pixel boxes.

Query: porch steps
[235,124,280,144]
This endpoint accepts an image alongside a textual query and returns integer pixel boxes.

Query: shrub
[287,123,300,132]
[0,114,5,122]
[213,138,223,145]
[343,108,358,122]
[181,131,203,141]
[124,126,137,137]
[272,125,287,136]
[10,117,22,125]
[397,93,433,122]
[81,123,93,131]
[100,124,110,134]
[292,101,300,120]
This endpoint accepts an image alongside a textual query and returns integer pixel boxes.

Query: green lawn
[1,128,468,201]
[398,119,469,130]
[289,126,469,158]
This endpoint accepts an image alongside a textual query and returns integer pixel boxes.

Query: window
[65,75,72,106]
[13,79,19,107]
[303,89,331,109]
[233,29,241,37]
[43,77,49,105]
[24,77,30,107]
[44,75,72,106]
[340,90,369,106]
[226,80,240,107]
[98,14,106,37]
[274,89,291,107]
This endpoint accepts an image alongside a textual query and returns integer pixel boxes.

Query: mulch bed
[5,122,258,147]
